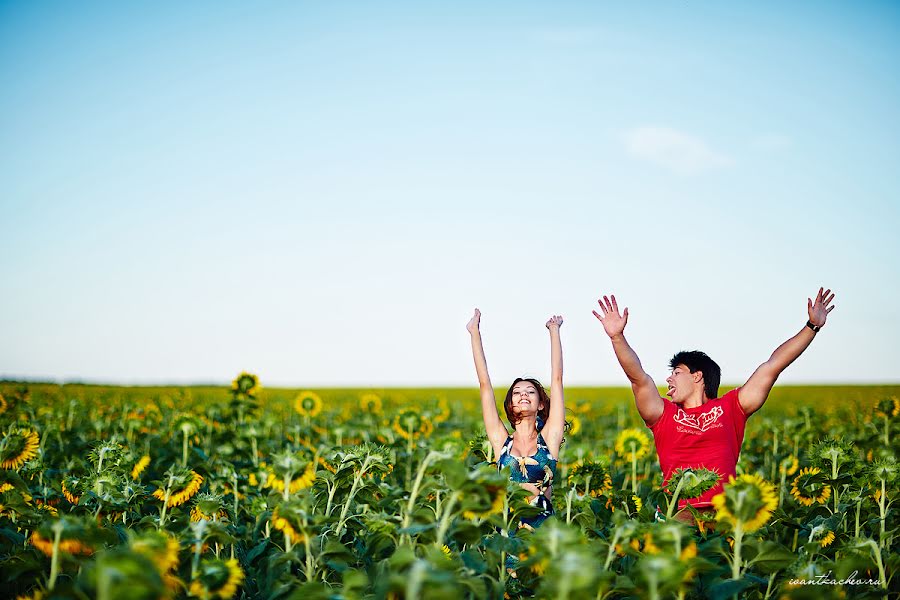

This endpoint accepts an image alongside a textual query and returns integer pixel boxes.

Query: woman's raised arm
[467,309,507,458]
[543,315,565,457]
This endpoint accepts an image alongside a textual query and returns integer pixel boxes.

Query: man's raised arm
[739,287,836,416]
[593,295,664,426]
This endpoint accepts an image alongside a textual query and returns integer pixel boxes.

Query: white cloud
[622,126,733,176]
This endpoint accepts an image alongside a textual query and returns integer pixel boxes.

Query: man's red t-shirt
[648,388,747,509]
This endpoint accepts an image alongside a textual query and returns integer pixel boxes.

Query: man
[593,288,835,517]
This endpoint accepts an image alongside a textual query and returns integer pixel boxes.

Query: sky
[2,1,899,387]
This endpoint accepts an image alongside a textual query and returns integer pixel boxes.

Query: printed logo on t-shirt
[673,406,724,433]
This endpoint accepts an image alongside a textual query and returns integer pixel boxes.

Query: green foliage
[0,381,896,598]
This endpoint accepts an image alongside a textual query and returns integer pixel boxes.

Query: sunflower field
[0,378,897,599]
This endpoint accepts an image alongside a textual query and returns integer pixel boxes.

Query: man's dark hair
[669,350,721,399]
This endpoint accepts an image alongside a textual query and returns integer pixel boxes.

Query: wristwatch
[806,320,822,333]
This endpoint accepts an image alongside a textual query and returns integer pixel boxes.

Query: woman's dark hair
[504,377,551,428]
[669,350,721,399]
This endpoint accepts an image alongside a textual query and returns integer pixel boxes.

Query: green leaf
[245,538,269,564]
[706,578,756,597]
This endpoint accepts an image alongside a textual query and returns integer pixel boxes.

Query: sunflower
[359,393,383,415]
[440,544,452,558]
[0,482,13,494]
[567,461,612,497]
[392,408,434,440]
[267,451,317,492]
[191,493,228,522]
[1,429,40,469]
[317,456,336,473]
[568,415,582,436]
[711,474,777,532]
[189,558,244,600]
[874,396,900,418]
[779,456,799,476]
[30,530,93,557]
[131,530,180,574]
[267,464,316,493]
[61,479,80,505]
[868,457,900,483]
[153,470,203,507]
[640,532,661,554]
[603,492,642,514]
[818,531,835,547]
[790,467,832,507]
[231,372,260,397]
[615,428,651,460]
[34,502,58,517]
[462,483,506,520]
[432,397,452,424]
[294,391,323,418]
[131,455,151,480]
[0,394,7,415]
[680,541,698,560]
[172,414,201,437]
[665,467,721,500]
[632,495,643,512]
[270,505,304,543]
[809,438,857,475]
[573,400,592,415]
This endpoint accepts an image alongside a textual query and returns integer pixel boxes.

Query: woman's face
[511,381,542,416]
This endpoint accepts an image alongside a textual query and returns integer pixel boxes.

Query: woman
[466,308,565,529]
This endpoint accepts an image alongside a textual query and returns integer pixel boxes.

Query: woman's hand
[545,315,563,330]
[467,308,481,334]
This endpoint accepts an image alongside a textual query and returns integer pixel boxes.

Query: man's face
[666,364,701,404]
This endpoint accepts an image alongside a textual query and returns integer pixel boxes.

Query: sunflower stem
[325,479,338,517]
[405,423,414,488]
[879,477,886,548]
[731,523,744,581]
[406,560,426,600]
[830,449,840,512]
[283,473,292,502]
[863,539,887,590]
[402,451,439,543]
[434,491,460,548]
[763,572,777,599]
[232,471,239,522]
[159,475,174,529]
[191,527,203,582]
[666,475,688,520]
[603,528,623,570]
[630,448,638,494]
[778,469,787,508]
[335,455,371,538]
[182,429,189,467]
[645,568,660,600]
[769,429,779,482]
[303,518,315,581]
[48,520,63,590]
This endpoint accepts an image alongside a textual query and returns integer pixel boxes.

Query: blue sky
[2,1,898,386]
